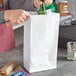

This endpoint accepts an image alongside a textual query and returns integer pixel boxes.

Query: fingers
[21,13,29,21]
[34,0,42,8]
[17,10,30,24]
[23,11,30,20]
[44,0,51,5]
[23,10,30,17]
[34,0,51,8]
[19,17,25,23]
[36,0,42,8]
[17,19,23,24]
[17,16,29,24]
[4,9,30,24]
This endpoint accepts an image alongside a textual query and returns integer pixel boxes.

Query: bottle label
[61,11,69,13]
[63,5,68,11]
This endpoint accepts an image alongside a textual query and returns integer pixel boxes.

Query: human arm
[8,0,51,11]
[0,0,51,24]
[9,0,37,11]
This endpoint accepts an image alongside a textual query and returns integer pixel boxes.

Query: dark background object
[71,20,76,25]
[58,37,75,49]
[59,24,76,49]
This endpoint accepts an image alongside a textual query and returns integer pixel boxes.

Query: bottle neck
[40,0,45,8]
[52,0,56,3]
[41,0,44,2]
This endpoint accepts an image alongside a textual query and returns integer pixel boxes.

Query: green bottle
[46,0,57,13]
[38,0,46,15]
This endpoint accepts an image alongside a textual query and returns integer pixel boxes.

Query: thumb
[38,0,42,5]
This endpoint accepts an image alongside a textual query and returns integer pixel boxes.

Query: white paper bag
[23,13,60,73]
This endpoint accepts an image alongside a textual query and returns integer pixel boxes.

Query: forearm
[9,0,37,11]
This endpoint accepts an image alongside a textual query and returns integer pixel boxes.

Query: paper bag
[0,22,15,53]
[24,13,60,73]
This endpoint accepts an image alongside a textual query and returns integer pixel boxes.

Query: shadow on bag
[0,21,15,53]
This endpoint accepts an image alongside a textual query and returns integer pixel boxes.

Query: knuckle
[16,18,20,22]
[20,9,24,13]
[18,16,21,19]
[16,19,19,23]
[22,20,24,23]
[21,13,24,16]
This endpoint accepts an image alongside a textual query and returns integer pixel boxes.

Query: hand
[44,0,52,5]
[34,0,51,8]
[4,9,29,24]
